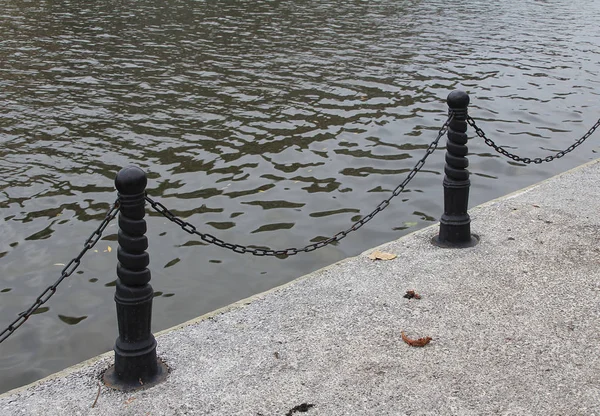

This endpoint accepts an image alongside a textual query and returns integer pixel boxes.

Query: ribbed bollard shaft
[103,166,167,391]
[434,91,478,248]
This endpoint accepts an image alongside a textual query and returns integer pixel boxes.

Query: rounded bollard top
[115,166,147,195]
[447,90,470,109]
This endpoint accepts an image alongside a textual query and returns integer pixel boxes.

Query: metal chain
[0,200,120,344]
[146,115,453,257]
[468,115,600,164]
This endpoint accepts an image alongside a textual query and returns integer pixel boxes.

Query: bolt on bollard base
[103,165,168,391]
[433,90,478,248]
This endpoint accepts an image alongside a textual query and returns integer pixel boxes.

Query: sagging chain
[146,114,453,257]
[0,200,120,344]
[468,115,600,164]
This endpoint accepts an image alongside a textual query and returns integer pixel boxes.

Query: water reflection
[1,0,600,394]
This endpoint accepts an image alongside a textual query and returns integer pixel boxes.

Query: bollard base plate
[103,358,168,392]
[431,233,479,248]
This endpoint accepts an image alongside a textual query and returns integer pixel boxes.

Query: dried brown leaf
[367,250,397,261]
[401,331,432,347]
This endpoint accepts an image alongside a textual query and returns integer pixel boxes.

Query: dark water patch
[206,222,235,230]
[224,184,276,198]
[334,148,412,161]
[164,258,181,268]
[340,167,410,177]
[154,291,175,299]
[177,240,208,247]
[251,223,295,234]
[57,315,87,325]
[309,209,360,218]
[24,225,54,241]
[368,186,392,193]
[31,307,49,315]
[242,200,305,210]
[412,211,436,222]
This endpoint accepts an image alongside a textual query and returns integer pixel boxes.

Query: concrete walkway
[1,160,599,416]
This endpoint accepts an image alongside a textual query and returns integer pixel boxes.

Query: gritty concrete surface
[1,159,599,416]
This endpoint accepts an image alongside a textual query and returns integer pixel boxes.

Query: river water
[1,0,599,393]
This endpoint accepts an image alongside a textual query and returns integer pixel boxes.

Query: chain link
[468,116,600,164]
[0,200,120,344]
[147,115,453,257]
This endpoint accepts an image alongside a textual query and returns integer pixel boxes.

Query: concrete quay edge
[1,158,599,415]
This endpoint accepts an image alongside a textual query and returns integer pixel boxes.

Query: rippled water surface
[1,0,599,393]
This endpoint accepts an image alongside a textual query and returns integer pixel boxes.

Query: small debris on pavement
[401,331,432,347]
[286,403,315,415]
[403,290,421,299]
[124,397,137,405]
[367,250,397,260]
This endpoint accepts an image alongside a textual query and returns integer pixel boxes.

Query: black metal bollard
[103,166,167,391]
[433,90,478,248]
